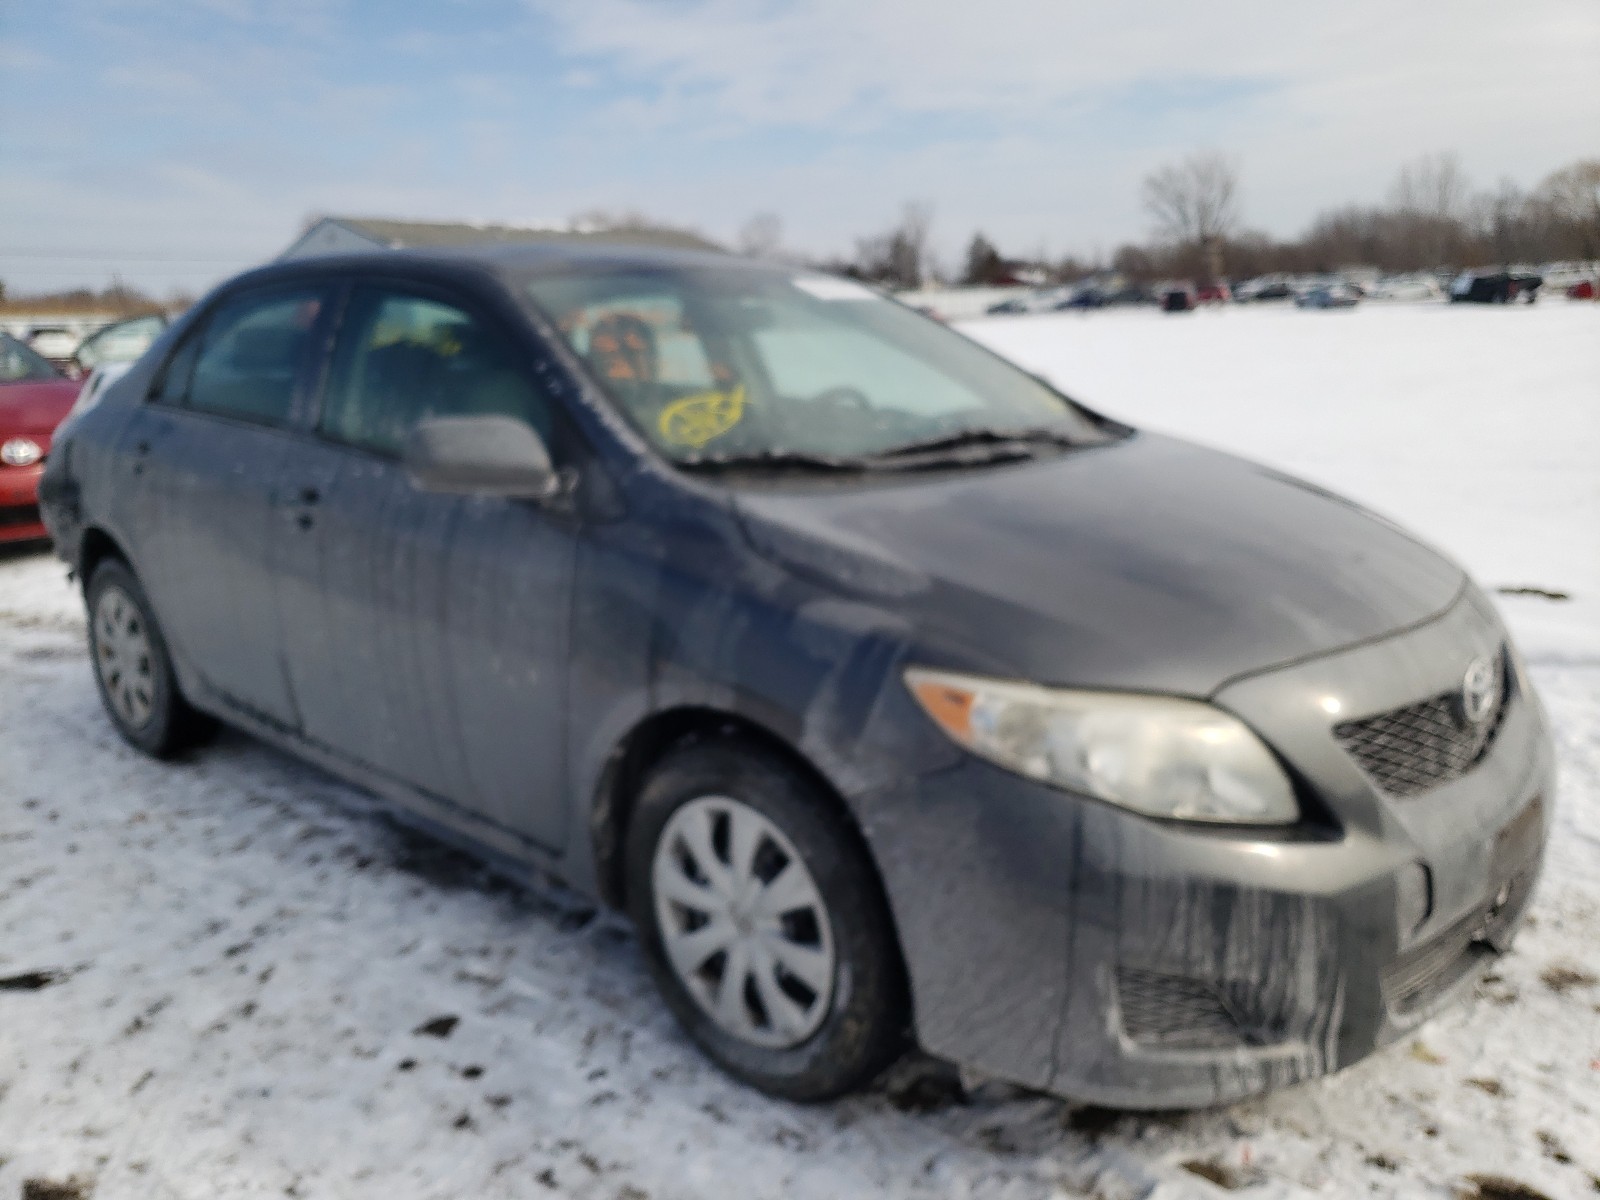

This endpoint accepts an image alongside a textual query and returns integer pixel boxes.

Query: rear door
[275,282,579,848]
[117,284,333,726]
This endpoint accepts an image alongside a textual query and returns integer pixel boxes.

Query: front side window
[523,267,1105,464]
[320,289,553,458]
[185,288,327,425]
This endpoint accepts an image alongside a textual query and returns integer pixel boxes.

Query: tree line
[751,152,1600,290]
[5,155,1594,306]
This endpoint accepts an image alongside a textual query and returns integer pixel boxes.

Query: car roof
[231,241,763,294]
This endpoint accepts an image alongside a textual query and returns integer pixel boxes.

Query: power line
[0,249,262,263]
[0,266,238,278]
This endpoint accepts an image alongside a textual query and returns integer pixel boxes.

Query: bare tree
[960,233,1006,285]
[1533,159,1600,258]
[853,202,934,289]
[1387,152,1472,266]
[1469,179,1533,264]
[1389,152,1470,222]
[1142,152,1241,279]
[737,212,784,259]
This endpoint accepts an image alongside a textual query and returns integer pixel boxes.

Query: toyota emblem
[1460,656,1500,726]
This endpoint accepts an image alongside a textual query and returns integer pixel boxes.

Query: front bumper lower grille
[0,503,41,529]
[1332,649,1511,797]
[1116,968,1283,1050]
[1383,796,1542,1015]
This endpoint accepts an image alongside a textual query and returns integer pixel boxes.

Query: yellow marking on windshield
[659,384,746,447]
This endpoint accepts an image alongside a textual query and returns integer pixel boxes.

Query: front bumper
[860,588,1554,1108]
[0,463,47,542]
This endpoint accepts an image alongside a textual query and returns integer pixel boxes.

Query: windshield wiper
[676,449,879,473]
[866,425,1083,463]
[676,426,1084,475]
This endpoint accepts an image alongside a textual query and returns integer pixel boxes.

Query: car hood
[732,432,1464,697]
[0,379,81,440]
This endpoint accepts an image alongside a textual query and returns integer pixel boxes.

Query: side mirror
[403,415,564,500]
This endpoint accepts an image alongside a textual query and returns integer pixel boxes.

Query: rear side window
[180,288,327,425]
[320,288,554,457]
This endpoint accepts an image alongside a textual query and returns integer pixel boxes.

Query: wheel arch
[593,708,825,904]
[78,525,132,586]
[591,708,911,1007]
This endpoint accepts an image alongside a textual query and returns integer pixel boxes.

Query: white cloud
[529,0,1600,246]
[5,0,1597,291]
[534,0,1597,130]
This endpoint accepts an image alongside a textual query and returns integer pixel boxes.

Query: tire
[86,557,216,757]
[625,738,907,1101]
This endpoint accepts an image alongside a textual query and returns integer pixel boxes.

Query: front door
[276,284,578,849]
[117,284,332,727]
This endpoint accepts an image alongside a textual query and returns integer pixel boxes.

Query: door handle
[297,486,321,505]
[135,440,151,455]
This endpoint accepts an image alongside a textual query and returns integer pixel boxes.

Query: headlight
[905,667,1298,824]
[1,437,43,467]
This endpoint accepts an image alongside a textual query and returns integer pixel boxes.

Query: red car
[1,332,82,543]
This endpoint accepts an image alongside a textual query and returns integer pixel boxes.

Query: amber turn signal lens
[908,676,976,741]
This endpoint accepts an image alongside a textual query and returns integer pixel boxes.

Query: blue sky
[2,0,1597,294]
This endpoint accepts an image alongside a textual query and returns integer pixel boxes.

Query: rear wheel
[625,739,906,1101]
[86,558,215,757]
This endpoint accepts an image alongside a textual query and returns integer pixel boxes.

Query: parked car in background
[1,332,81,542]
[73,312,168,374]
[1234,275,1294,302]
[24,325,82,370]
[64,314,173,428]
[1196,282,1231,304]
[1368,275,1444,303]
[1535,262,1598,293]
[1052,285,1106,310]
[41,244,1553,1110]
[1158,281,1196,312]
[1566,278,1596,301]
[1296,283,1361,309]
[985,287,1069,315]
[1100,283,1157,306]
[1450,271,1542,304]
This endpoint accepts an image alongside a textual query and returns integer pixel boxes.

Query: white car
[1368,275,1444,303]
[73,312,167,373]
[24,325,81,367]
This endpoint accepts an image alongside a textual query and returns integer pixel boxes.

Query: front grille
[1333,649,1511,797]
[0,503,41,529]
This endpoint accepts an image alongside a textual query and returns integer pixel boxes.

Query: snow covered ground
[2,301,1597,1200]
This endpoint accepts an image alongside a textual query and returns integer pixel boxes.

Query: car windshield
[76,314,166,369]
[522,265,1107,467]
[0,332,63,383]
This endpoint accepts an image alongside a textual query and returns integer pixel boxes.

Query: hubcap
[94,585,155,731]
[652,795,836,1048]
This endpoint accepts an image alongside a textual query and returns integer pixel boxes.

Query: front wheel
[625,740,906,1101]
[86,558,215,757]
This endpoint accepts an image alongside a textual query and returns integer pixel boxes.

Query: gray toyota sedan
[38,243,1553,1108]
